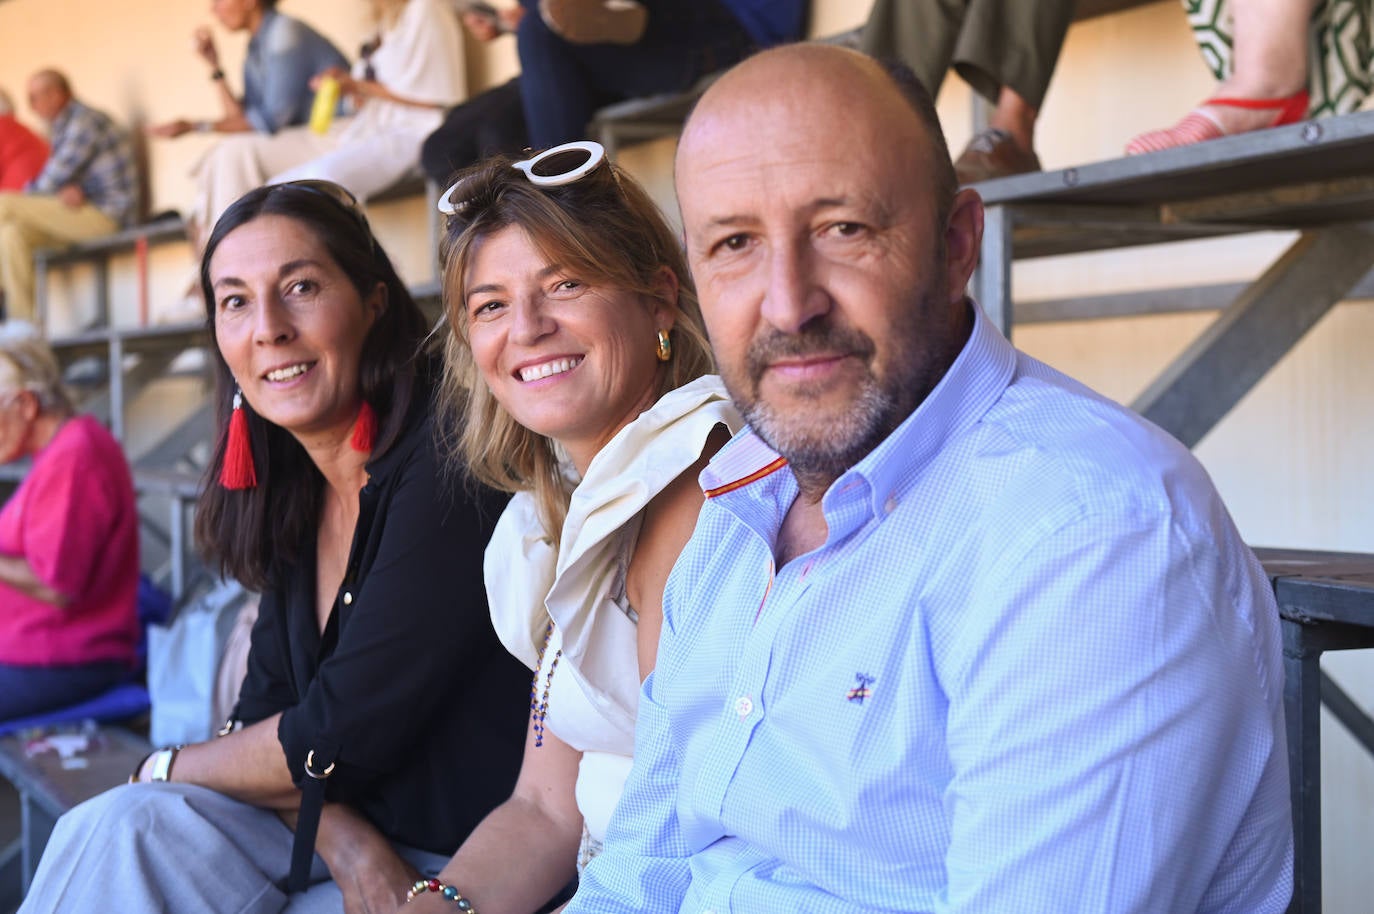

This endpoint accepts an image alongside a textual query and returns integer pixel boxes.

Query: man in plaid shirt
[0,69,137,325]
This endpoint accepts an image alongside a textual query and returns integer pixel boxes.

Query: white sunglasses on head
[436,140,607,216]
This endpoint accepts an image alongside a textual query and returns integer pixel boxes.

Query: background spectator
[862,0,1075,184]
[419,3,527,187]
[0,323,139,723]
[189,0,465,243]
[1127,0,1323,154]
[0,69,137,325]
[0,87,48,192]
[148,0,348,250]
[515,0,805,148]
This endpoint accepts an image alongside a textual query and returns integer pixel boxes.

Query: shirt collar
[839,298,1015,518]
[702,299,1016,521]
[248,9,279,54]
[49,100,78,135]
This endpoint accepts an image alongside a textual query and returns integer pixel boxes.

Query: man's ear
[943,188,984,304]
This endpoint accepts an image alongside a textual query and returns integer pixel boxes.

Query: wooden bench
[0,726,150,909]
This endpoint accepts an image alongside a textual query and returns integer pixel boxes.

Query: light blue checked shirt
[569,303,1294,914]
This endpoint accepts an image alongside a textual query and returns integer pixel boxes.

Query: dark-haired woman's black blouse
[233,408,528,856]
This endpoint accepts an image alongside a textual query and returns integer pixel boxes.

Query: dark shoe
[953,128,1042,185]
[539,0,647,45]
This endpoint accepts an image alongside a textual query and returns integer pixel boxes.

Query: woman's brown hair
[436,149,713,543]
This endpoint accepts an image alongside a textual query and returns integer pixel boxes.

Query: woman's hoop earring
[655,329,672,363]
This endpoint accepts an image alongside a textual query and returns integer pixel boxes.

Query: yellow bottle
[309,76,340,135]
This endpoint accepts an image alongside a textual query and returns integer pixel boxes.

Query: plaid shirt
[28,99,138,227]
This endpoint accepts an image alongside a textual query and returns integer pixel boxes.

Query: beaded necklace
[530,618,562,747]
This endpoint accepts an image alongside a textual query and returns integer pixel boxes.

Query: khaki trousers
[860,0,1076,110]
[0,192,118,323]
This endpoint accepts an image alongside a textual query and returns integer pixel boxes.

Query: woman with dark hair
[20,181,529,914]
[400,141,741,912]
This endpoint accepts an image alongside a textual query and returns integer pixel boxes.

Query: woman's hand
[311,66,355,93]
[311,804,419,914]
[146,119,195,138]
[193,26,219,69]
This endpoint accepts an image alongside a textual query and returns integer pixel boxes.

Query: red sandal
[1125,90,1310,156]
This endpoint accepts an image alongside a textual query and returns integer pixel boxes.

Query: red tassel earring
[220,388,258,490]
[350,400,377,453]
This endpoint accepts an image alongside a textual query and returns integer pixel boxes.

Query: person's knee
[0,218,26,253]
[0,194,22,223]
[58,782,214,841]
[517,4,561,56]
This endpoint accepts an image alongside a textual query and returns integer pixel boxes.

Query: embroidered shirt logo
[847,673,875,704]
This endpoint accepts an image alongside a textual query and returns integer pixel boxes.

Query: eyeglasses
[276,179,374,235]
[437,140,608,216]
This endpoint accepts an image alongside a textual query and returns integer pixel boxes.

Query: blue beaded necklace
[530,618,562,748]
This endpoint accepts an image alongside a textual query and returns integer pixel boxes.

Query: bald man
[566,46,1293,913]
[0,70,136,324]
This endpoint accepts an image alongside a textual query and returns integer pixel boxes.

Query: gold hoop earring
[655,329,672,362]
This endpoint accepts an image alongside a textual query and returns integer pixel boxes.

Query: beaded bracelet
[406,878,477,911]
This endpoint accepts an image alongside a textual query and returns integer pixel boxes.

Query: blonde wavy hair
[436,150,714,543]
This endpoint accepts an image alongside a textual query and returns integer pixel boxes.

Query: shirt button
[342,591,353,606]
[734,695,753,718]
[884,493,899,514]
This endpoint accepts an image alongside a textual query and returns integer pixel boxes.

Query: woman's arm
[626,424,732,679]
[318,67,446,112]
[133,713,300,808]
[403,721,584,914]
[0,554,67,606]
[288,803,419,914]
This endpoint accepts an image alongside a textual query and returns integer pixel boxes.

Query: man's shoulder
[264,10,341,53]
[978,353,1209,515]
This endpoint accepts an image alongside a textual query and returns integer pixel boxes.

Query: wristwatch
[129,745,183,784]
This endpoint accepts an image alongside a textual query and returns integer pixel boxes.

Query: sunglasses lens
[530,148,594,179]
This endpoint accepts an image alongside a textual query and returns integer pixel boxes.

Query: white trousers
[188,117,430,250]
[19,782,447,914]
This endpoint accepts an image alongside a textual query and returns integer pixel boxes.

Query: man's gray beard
[739,376,896,489]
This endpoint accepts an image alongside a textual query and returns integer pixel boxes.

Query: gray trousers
[18,783,448,913]
[860,0,1077,110]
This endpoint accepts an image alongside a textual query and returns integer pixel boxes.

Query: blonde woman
[402,142,741,912]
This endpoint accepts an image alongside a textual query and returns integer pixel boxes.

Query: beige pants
[0,192,118,323]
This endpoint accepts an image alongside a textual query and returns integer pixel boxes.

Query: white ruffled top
[484,375,741,841]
